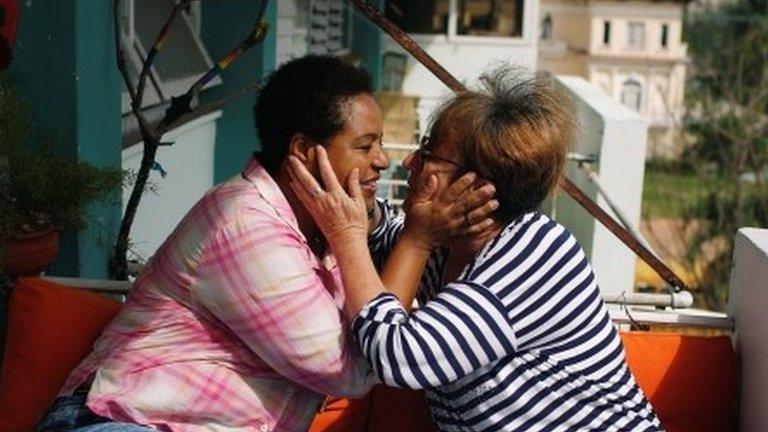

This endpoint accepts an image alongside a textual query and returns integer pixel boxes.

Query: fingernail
[466,172,477,182]
[490,200,499,209]
[485,184,496,195]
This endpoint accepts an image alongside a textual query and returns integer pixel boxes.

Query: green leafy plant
[0,75,124,239]
[679,3,768,310]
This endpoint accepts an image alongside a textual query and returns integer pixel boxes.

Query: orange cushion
[620,332,737,432]
[0,277,121,432]
[309,386,437,432]
[309,395,371,432]
[367,385,438,432]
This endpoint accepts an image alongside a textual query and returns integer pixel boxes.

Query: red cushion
[0,277,121,432]
[621,332,737,432]
[309,395,371,432]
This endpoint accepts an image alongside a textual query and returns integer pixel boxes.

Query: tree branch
[110,1,270,280]
[135,0,196,109]
[158,79,262,136]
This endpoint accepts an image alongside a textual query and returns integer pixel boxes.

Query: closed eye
[354,133,384,152]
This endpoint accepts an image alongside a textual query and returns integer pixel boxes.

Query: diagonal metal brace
[347,0,688,291]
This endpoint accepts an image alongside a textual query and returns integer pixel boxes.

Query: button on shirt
[60,159,375,432]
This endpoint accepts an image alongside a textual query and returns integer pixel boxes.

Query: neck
[274,165,325,254]
[451,221,503,255]
[443,222,503,283]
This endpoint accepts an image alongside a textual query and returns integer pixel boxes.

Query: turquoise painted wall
[201,1,277,183]
[352,0,384,89]
[9,1,122,278]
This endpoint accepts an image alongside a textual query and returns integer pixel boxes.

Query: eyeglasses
[416,135,467,172]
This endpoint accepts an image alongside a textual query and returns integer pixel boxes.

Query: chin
[365,197,376,211]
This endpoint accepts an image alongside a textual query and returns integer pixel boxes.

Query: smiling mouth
[360,178,379,195]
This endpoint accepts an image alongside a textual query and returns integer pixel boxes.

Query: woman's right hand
[286,146,369,247]
[402,173,499,250]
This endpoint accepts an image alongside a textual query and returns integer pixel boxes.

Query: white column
[552,75,648,296]
[728,228,768,431]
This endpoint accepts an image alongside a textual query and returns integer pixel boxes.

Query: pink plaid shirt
[61,159,375,431]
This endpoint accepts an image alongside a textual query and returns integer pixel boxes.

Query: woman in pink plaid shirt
[37,56,495,432]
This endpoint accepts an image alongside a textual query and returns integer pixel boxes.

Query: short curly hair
[254,55,373,174]
[429,66,576,223]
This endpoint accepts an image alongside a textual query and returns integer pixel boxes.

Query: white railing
[377,142,418,210]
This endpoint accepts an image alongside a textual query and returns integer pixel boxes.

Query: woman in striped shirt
[287,67,662,431]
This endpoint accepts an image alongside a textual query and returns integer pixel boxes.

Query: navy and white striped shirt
[357,202,662,431]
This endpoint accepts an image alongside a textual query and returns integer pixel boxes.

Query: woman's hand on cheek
[286,146,369,246]
[403,172,498,250]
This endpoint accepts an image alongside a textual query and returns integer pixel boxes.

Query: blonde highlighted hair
[429,66,576,222]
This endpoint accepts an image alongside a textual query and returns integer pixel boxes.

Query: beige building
[539,0,689,158]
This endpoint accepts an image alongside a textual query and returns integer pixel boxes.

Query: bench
[0,277,738,432]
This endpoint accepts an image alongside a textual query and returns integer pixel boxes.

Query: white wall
[553,75,648,296]
[728,228,768,432]
[389,34,540,100]
[121,111,221,262]
[382,34,539,135]
[276,0,310,65]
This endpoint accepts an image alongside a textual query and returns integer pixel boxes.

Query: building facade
[539,0,689,158]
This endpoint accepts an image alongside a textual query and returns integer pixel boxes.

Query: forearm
[379,232,431,312]
[331,232,390,317]
[352,282,517,390]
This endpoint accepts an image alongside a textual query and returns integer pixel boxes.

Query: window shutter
[309,0,348,55]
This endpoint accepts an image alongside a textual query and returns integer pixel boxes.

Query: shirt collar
[240,158,338,270]
[241,157,301,235]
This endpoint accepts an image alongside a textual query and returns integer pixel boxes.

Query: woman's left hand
[403,173,498,250]
[287,146,368,246]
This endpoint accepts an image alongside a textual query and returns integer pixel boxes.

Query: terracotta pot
[0,227,60,278]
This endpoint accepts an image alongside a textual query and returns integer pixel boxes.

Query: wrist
[401,225,437,253]
[327,227,368,253]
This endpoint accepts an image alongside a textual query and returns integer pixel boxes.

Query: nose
[372,144,390,171]
[402,151,418,172]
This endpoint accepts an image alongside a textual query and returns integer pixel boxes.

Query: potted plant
[0,75,123,278]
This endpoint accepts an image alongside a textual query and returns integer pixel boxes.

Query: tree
[682,1,768,310]
[110,0,268,280]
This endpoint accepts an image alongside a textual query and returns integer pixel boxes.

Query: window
[541,14,552,40]
[118,0,219,113]
[382,53,407,92]
[627,22,645,49]
[385,0,450,34]
[621,79,642,111]
[308,0,351,55]
[660,23,669,48]
[385,0,525,38]
[457,0,524,37]
[603,21,611,45]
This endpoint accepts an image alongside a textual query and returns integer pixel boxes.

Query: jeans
[36,390,155,432]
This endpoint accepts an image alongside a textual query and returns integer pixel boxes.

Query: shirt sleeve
[368,199,404,270]
[367,199,447,306]
[351,281,517,390]
[189,214,376,398]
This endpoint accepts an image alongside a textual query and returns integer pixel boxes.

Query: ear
[287,133,320,178]
[287,133,313,163]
